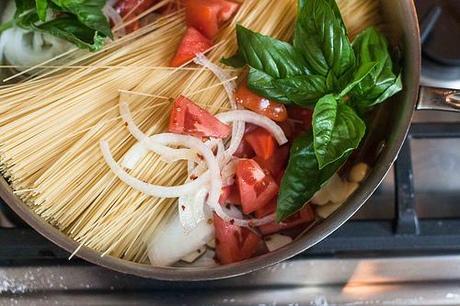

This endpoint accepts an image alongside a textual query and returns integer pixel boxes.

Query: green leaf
[350,27,402,108]
[50,0,112,38]
[294,0,354,78]
[247,68,291,103]
[276,131,349,222]
[36,0,49,21]
[233,24,310,79]
[313,94,365,169]
[272,74,328,105]
[298,0,346,30]
[33,15,106,51]
[220,52,245,68]
[339,61,378,97]
[14,0,36,17]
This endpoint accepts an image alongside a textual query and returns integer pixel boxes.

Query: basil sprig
[0,0,112,51]
[223,0,402,221]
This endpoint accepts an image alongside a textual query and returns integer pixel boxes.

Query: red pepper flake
[181,205,186,211]
[225,204,231,209]
[207,218,213,225]
[124,122,128,127]
[196,153,204,160]
[190,174,198,180]
[229,219,235,225]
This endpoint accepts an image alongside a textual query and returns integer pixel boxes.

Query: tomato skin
[254,199,276,218]
[235,82,288,122]
[168,95,231,138]
[254,144,289,178]
[236,159,279,214]
[259,205,315,235]
[287,106,314,129]
[185,0,239,39]
[114,0,159,32]
[245,127,276,160]
[213,214,262,264]
[219,184,241,205]
[170,27,213,67]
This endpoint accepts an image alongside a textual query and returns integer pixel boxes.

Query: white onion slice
[178,187,208,232]
[119,101,197,168]
[216,110,288,145]
[193,53,245,158]
[121,142,197,169]
[103,5,126,38]
[100,140,210,198]
[148,214,214,266]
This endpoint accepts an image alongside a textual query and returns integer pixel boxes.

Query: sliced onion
[100,140,210,198]
[178,187,209,232]
[119,101,197,168]
[194,53,237,108]
[103,5,126,38]
[147,213,214,266]
[216,110,288,145]
[221,158,237,187]
[193,53,245,158]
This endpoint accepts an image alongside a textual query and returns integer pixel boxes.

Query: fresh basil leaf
[272,74,328,105]
[36,0,49,21]
[350,27,402,108]
[247,68,291,103]
[297,0,346,31]
[313,94,365,169]
[50,0,112,38]
[372,73,402,105]
[276,131,349,222]
[294,0,354,78]
[33,15,106,51]
[232,24,310,78]
[14,0,36,18]
[339,62,378,97]
[221,52,245,68]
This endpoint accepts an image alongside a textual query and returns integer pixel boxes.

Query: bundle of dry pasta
[0,0,382,263]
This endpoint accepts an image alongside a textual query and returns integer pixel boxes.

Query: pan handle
[417,86,460,112]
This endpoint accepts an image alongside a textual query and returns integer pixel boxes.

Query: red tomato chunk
[236,159,278,214]
[185,0,240,39]
[214,214,262,264]
[169,95,231,138]
[170,27,213,67]
[235,82,288,122]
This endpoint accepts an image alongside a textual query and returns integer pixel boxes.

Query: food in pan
[0,0,401,266]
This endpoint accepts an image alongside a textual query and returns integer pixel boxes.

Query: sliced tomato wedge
[254,198,277,218]
[214,214,262,264]
[245,127,277,160]
[233,139,255,159]
[170,27,212,67]
[236,159,279,214]
[219,184,241,205]
[235,82,288,122]
[169,95,231,138]
[185,0,239,39]
[259,205,315,235]
[254,144,289,178]
[287,106,314,129]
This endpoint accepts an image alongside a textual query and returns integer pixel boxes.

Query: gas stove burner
[417,0,460,89]
[420,0,460,66]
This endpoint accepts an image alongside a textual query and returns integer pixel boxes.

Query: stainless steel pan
[0,0,458,280]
